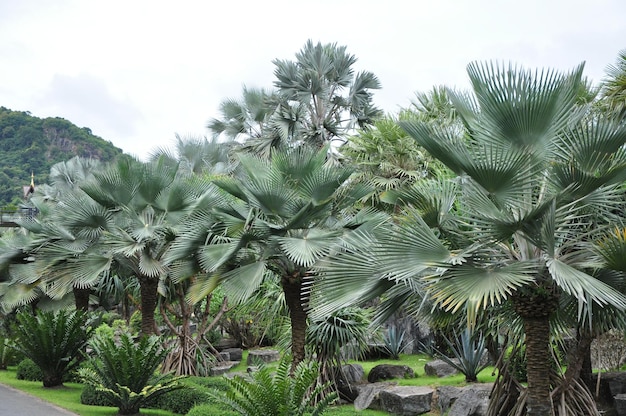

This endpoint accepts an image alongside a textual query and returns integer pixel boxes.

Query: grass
[0,352,497,416]
[0,367,175,416]
[350,353,498,387]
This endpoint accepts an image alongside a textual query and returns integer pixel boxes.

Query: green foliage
[150,382,209,414]
[0,332,18,369]
[78,332,184,415]
[80,382,115,406]
[435,328,488,383]
[0,107,122,206]
[16,358,43,381]
[11,309,92,387]
[212,354,337,416]
[382,325,413,360]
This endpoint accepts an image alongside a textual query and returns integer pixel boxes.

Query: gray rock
[424,359,460,378]
[436,385,463,413]
[210,361,239,376]
[340,363,365,384]
[354,382,396,411]
[615,393,626,416]
[379,386,434,415]
[447,384,492,416]
[246,349,280,365]
[368,364,415,382]
[336,364,366,402]
[218,351,231,361]
[222,347,243,361]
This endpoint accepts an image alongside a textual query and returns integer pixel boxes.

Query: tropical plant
[11,309,92,387]
[598,49,626,117]
[167,145,382,370]
[382,325,412,360]
[79,332,183,415]
[312,62,626,416]
[211,354,337,416]
[435,328,488,383]
[0,329,18,370]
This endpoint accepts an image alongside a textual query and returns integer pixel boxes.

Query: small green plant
[383,325,413,360]
[11,309,92,387]
[79,332,184,415]
[16,358,43,381]
[436,328,488,383]
[212,354,338,416]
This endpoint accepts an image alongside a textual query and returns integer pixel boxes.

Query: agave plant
[212,354,337,416]
[79,332,183,415]
[11,309,92,387]
[435,328,488,383]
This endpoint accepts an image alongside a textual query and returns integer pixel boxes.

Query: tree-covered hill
[0,107,123,206]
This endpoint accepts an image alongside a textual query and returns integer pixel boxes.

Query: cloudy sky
[1,0,624,160]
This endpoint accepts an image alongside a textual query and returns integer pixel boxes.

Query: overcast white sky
[1,0,625,160]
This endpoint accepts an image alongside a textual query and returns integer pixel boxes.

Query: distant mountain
[0,107,124,206]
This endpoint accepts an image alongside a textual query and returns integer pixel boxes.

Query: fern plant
[436,328,488,383]
[78,332,183,415]
[11,309,92,387]
[212,354,337,416]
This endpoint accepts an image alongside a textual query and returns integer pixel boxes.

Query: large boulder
[221,347,243,361]
[424,359,460,378]
[246,349,280,365]
[436,385,463,414]
[379,386,434,415]
[335,364,366,402]
[354,382,396,411]
[447,384,492,416]
[368,364,415,382]
[210,361,239,376]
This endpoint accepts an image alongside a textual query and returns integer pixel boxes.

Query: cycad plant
[79,332,183,416]
[11,309,92,387]
[212,354,337,416]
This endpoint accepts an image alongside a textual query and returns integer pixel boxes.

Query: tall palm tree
[312,62,626,416]
[167,145,381,369]
[272,40,382,150]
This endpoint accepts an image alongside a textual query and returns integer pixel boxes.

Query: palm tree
[0,157,105,312]
[168,145,381,369]
[272,40,382,150]
[149,134,237,176]
[598,49,626,117]
[207,86,278,143]
[312,62,626,416]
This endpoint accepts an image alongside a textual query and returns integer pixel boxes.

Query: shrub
[211,354,337,416]
[11,309,93,387]
[80,383,115,407]
[16,358,43,381]
[151,383,209,414]
[79,332,184,415]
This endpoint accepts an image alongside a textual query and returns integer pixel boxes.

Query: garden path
[0,383,78,415]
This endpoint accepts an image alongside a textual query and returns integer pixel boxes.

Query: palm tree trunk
[522,315,553,416]
[73,286,90,311]
[138,276,159,336]
[282,274,307,371]
[514,288,558,416]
